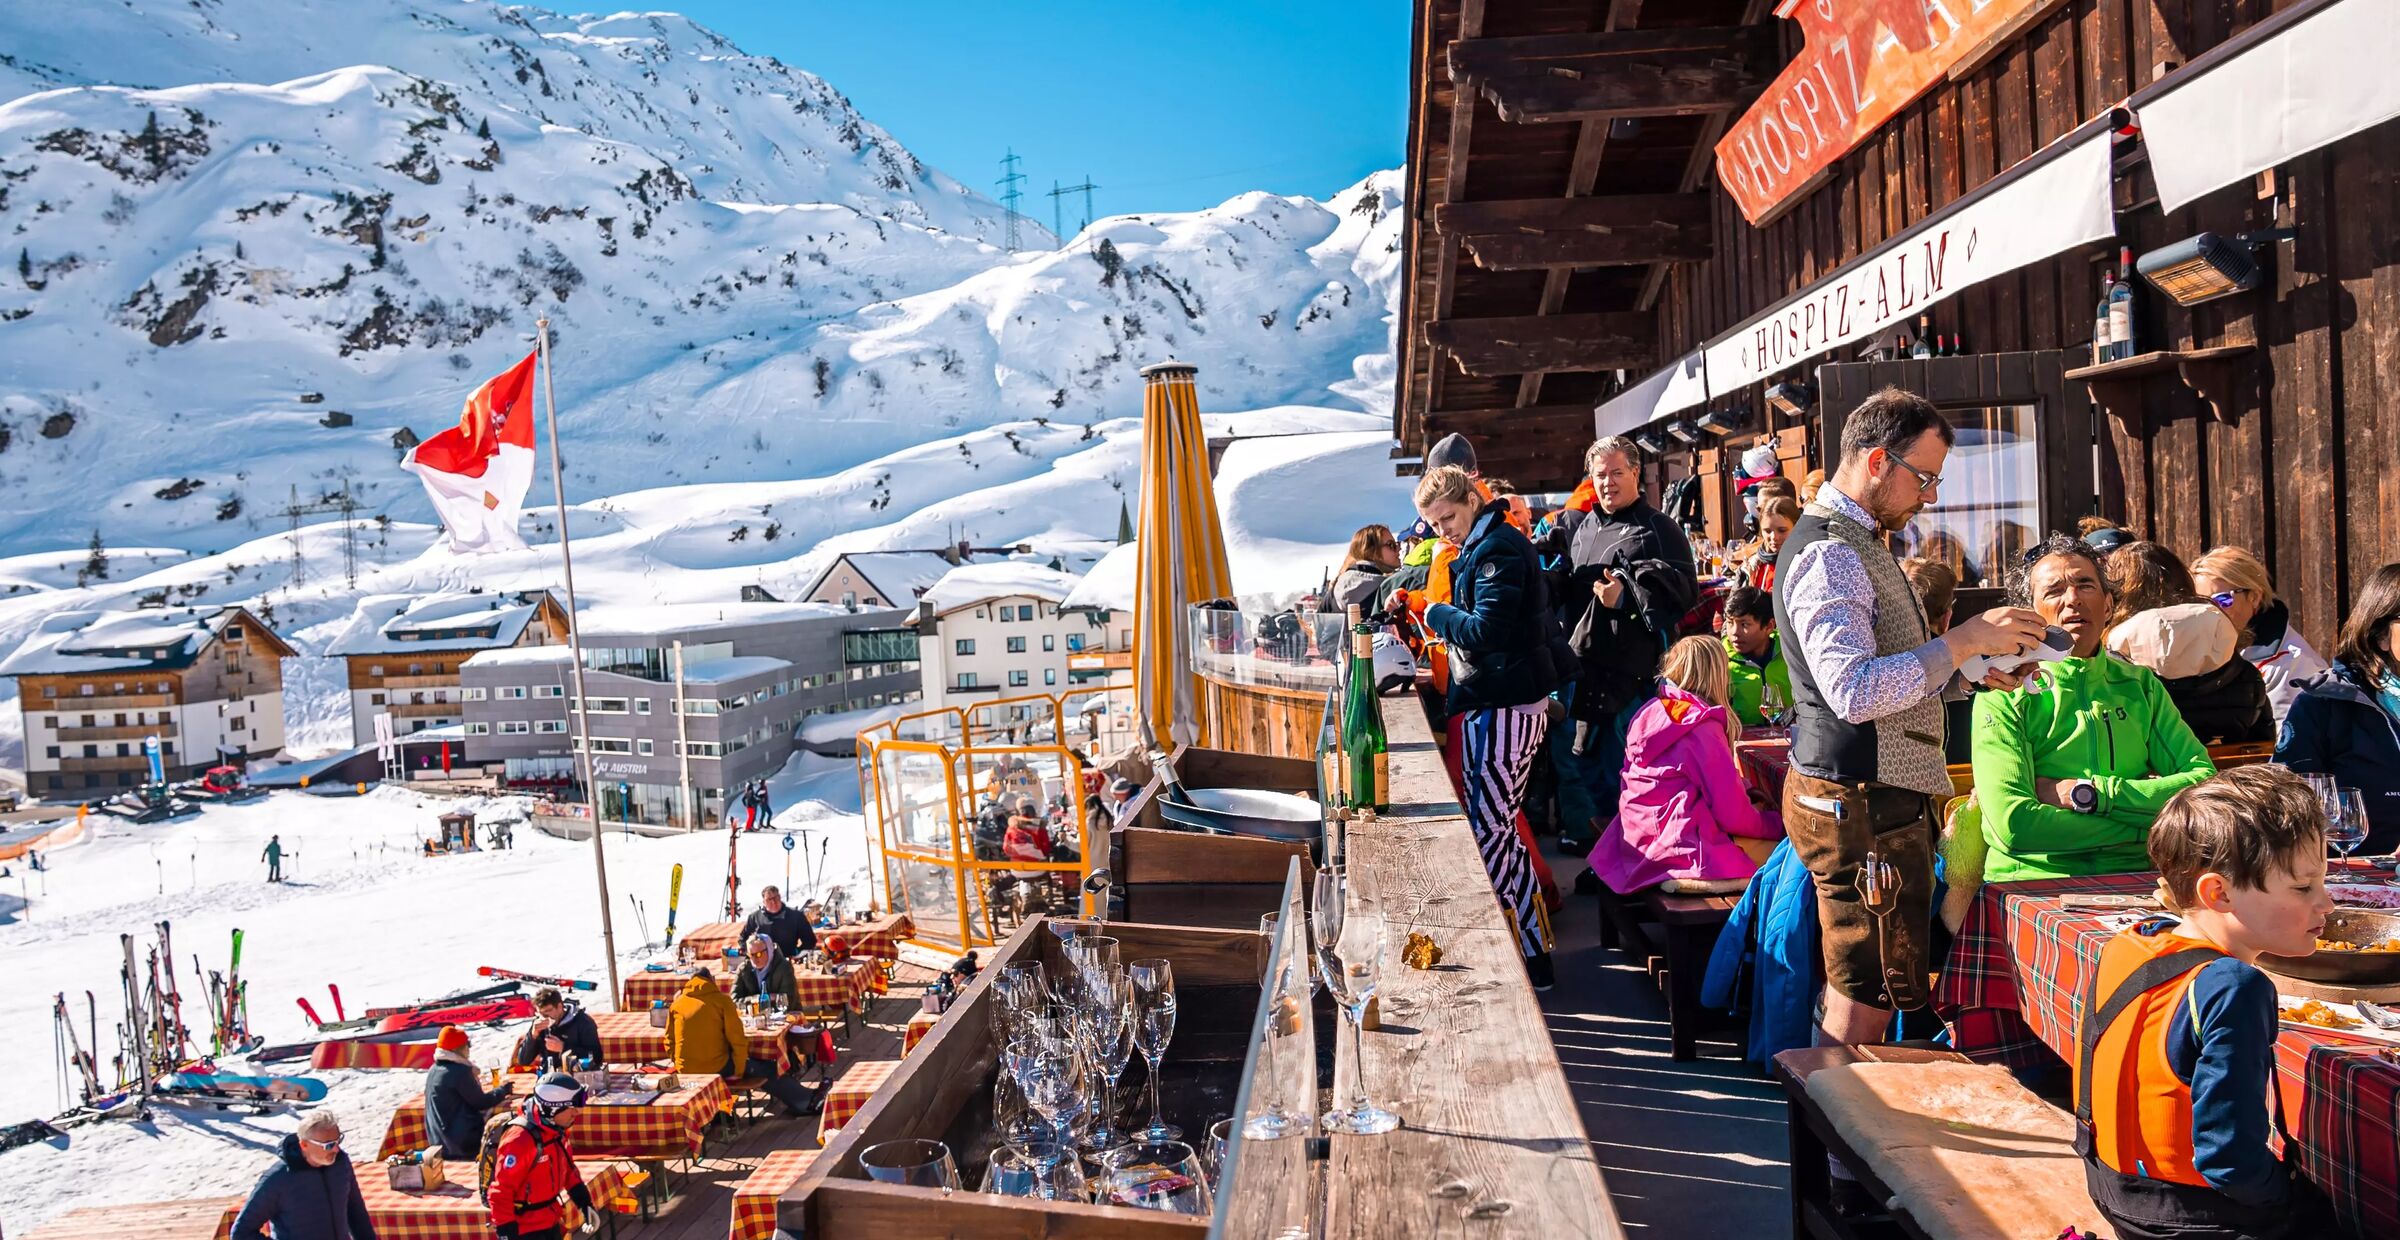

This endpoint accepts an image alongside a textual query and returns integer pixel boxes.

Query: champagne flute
[1322,900,1399,1135]
[1247,913,1306,1140]
[1079,965,1136,1151]
[1129,958,1181,1141]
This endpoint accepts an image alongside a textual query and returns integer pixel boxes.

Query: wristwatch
[2069,782,2098,814]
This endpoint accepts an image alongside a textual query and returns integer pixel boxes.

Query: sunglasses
[303,1133,344,1150]
[2210,591,2239,609]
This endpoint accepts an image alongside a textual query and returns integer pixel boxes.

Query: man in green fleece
[1720,585,1791,726]
[1973,535,2216,880]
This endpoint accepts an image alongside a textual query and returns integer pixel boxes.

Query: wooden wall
[1650,0,2400,652]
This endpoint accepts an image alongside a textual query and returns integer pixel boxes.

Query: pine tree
[1116,498,1134,545]
[16,248,28,285]
[476,117,492,140]
[138,111,164,173]
[79,529,108,585]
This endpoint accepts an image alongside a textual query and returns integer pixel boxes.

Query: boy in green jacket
[1720,586,1790,727]
[1972,537,2215,881]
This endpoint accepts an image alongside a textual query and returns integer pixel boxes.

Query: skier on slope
[755,780,773,827]
[261,835,283,884]
[739,782,759,832]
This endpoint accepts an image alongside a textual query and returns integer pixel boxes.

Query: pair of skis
[294,984,354,1031]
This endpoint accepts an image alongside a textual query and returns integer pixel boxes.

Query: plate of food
[2330,882,2400,910]
[2280,998,2400,1044]
[2260,909,2400,986]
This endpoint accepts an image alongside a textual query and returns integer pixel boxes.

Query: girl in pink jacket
[1588,636,1785,893]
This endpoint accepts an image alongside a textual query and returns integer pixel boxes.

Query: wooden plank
[1434,193,1710,237]
[1457,225,1711,269]
[1425,403,1612,435]
[1323,700,1621,1238]
[1426,312,1654,376]
[1115,826,1311,886]
[1447,27,1775,81]
[2274,153,2341,640]
[1455,28,1777,124]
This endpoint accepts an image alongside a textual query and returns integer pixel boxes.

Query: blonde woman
[1588,635,1783,893]
[2193,545,2329,726]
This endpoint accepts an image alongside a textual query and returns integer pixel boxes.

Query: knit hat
[532,1072,589,1111]
[1425,432,1478,473]
[434,1025,470,1053]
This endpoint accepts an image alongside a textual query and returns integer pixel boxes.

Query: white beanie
[1741,443,1780,479]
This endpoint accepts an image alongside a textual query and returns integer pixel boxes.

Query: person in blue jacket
[232,1114,376,1240]
[1702,838,1819,1068]
[2277,563,2400,854]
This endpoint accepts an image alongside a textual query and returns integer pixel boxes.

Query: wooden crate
[783,916,1267,1238]
[1114,746,1320,930]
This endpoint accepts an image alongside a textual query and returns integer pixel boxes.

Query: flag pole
[537,318,623,1008]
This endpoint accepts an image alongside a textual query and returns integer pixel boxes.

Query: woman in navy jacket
[1416,465,1565,988]
[2278,563,2400,854]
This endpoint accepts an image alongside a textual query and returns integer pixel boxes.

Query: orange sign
[1716,0,2069,225]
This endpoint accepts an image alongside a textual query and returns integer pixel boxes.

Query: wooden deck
[614,963,936,1240]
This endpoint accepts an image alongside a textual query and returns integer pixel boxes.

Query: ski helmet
[1371,631,1418,695]
[532,1072,588,1112]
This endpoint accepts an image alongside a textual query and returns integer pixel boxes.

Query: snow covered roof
[918,562,1086,618]
[804,551,977,606]
[460,645,576,669]
[677,655,793,684]
[1063,542,1138,613]
[0,606,281,676]
[328,591,559,656]
[798,701,908,743]
[575,600,858,640]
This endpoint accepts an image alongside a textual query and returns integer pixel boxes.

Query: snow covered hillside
[0,0,1407,557]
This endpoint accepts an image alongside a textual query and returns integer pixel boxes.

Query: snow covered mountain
[0,0,1405,558]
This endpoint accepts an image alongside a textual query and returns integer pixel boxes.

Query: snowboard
[164,1070,328,1103]
[375,995,534,1033]
[477,966,597,991]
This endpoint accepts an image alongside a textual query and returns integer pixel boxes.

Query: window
[1042,634,1055,652]
[1887,403,2039,589]
[1044,668,1057,686]
[1066,634,1085,652]
[77,684,92,696]
[637,739,654,756]
[805,675,819,689]
[956,672,979,689]
[462,687,488,701]
[368,665,384,677]
[41,715,54,728]
[976,607,988,620]
[82,745,96,758]
[536,720,568,734]
[465,722,491,736]
[369,693,385,705]
[228,717,245,732]
[841,591,857,608]
[499,686,528,700]
[161,741,173,755]
[536,685,565,698]
[575,737,634,754]
[41,687,54,699]
[1006,636,1027,654]
[683,699,719,716]
[500,721,531,735]
[678,740,723,757]
[955,638,975,656]
[575,697,630,714]
[407,663,423,675]
[635,698,651,715]
[225,625,245,641]
[1008,670,1029,687]
[44,746,57,759]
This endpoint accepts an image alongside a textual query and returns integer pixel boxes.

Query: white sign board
[372,712,396,762]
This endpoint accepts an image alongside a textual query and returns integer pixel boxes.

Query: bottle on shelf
[1950,331,1969,357]
[1910,313,1936,358]
[2108,247,2136,361]
[2093,271,2115,365]
[1341,604,1389,813]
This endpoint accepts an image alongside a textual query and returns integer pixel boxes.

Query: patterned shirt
[1782,482,1957,723]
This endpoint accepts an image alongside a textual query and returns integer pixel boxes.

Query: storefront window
[1891,403,2039,590]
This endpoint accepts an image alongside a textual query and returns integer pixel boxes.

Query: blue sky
[664,1,1409,226]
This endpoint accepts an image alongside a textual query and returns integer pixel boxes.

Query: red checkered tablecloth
[1934,871,2400,1237]
[1734,732,1791,806]
[376,1075,730,1162]
[621,960,879,1015]
[587,1009,821,1074]
[352,1159,638,1240]
[816,1058,901,1145]
[904,1009,942,1054]
[621,968,732,1009]
[729,1149,819,1240]
[679,914,914,965]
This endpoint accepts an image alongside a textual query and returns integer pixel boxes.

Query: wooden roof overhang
[1395,0,1776,491]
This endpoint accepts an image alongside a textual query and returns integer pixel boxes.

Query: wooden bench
[23,1198,242,1240]
[1774,1043,2103,1240]
[1593,883,1742,1060]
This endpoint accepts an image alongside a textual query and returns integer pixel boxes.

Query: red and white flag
[403,350,538,553]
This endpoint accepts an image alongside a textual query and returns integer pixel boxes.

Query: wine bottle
[2093,271,2115,366]
[2108,248,2136,361]
[1341,604,1389,813]
[1910,313,1935,358]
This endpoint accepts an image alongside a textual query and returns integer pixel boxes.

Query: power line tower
[1048,175,1099,238]
[996,149,1027,252]
[280,476,361,590]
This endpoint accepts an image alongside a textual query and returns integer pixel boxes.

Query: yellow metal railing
[857,695,1097,955]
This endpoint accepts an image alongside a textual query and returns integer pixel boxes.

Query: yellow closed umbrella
[1132,360,1235,749]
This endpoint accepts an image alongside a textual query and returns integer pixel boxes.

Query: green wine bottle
[1342,604,1390,813]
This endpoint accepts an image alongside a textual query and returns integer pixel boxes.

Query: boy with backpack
[2073,766,2335,1239]
[480,1073,595,1240]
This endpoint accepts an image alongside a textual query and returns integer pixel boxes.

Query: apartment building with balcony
[2,606,294,795]
[327,590,568,746]
[799,550,970,611]
[458,601,920,826]
[911,563,1130,730]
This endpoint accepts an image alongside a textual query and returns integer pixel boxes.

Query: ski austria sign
[1701,125,2113,394]
[1716,0,2072,225]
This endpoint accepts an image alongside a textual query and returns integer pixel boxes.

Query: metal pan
[2260,909,2400,986]
[1157,786,1325,845]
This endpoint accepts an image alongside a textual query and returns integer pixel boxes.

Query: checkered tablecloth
[376,1076,730,1162]
[728,1149,819,1240]
[816,1058,901,1145]
[352,1158,637,1240]
[619,960,878,1017]
[587,1009,813,1073]
[1734,732,1790,806]
[621,968,732,1009]
[1934,872,2400,1236]
[680,914,914,965]
[904,1009,942,1054]
[311,1039,436,1071]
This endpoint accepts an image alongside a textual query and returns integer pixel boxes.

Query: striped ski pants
[1458,702,1552,958]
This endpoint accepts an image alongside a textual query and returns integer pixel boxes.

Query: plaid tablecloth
[621,968,732,1009]
[1934,872,2400,1236]
[376,1076,731,1162]
[729,1149,819,1240]
[312,1039,436,1071]
[904,1009,942,1054]
[680,914,914,965]
[620,959,878,1016]
[1734,732,1791,805]
[352,1159,637,1240]
[588,1009,827,1073]
[816,1058,901,1144]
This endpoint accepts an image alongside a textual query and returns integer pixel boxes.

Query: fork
[2356,1000,2400,1030]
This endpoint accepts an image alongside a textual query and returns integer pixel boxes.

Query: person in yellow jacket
[667,967,819,1117]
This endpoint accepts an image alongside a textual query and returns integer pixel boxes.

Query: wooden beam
[1520,0,1639,411]
[1434,193,1708,236]
[1426,0,1487,427]
[1462,228,1710,269]
[1439,195,1712,268]
[1638,0,1777,313]
[1450,27,1775,123]
[1426,312,1654,377]
[1424,403,1602,436]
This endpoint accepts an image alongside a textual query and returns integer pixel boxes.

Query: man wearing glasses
[1774,387,2047,1057]
[232,1112,376,1240]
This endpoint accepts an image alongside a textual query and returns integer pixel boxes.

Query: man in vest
[1774,387,2046,1049]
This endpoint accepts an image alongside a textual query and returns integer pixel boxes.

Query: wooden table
[730,1149,819,1240]
[815,1058,901,1145]
[353,1158,640,1240]
[623,959,880,1014]
[678,913,914,965]
[903,1009,941,1054]
[587,1008,834,1073]
[377,1075,731,1162]
[22,1198,239,1240]
[1322,699,1625,1238]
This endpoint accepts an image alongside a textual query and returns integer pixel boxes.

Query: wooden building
[1,606,294,794]
[1397,0,2400,649]
[325,590,567,747]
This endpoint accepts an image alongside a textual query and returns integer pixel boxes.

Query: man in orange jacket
[487,1074,592,1240]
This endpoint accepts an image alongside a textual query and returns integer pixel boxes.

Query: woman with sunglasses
[232,1113,375,1240]
[2193,546,2328,728]
[2278,563,2400,855]
[1331,524,1401,613]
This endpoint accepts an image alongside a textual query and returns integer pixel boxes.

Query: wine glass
[981,1141,1086,1200]
[2331,788,2371,866]
[1203,1116,1234,1187]
[860,1138,961,1189]
[1311,867,1348,960]
[1094,1139,1213,1214]
[1005,1033,1089,1151]
[1322,900,1400,1135]
[1129,958,1181,1141]
[1078,964,1136,1151]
